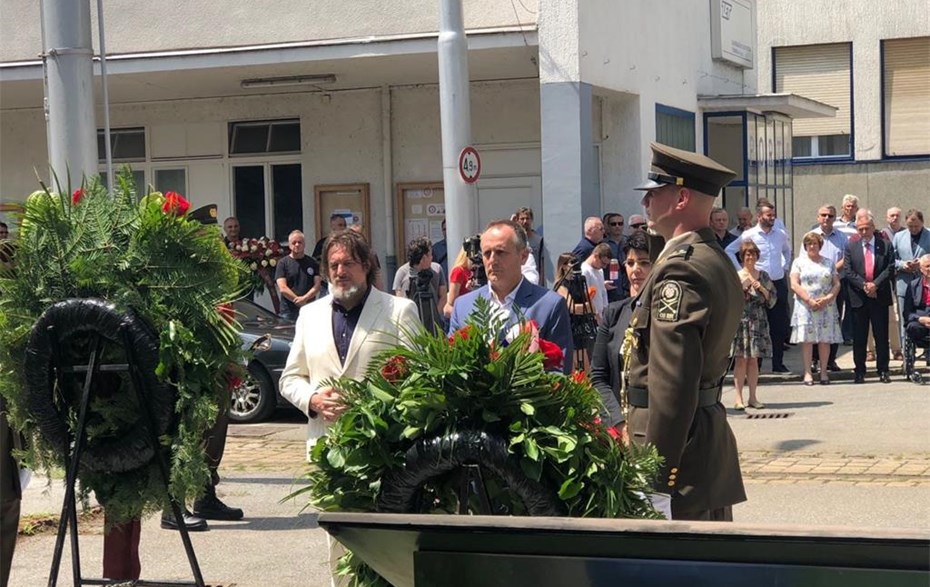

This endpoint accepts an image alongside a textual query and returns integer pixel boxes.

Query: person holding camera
[554,252,599,371]
[394,237,447,333]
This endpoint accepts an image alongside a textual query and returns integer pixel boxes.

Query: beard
[331,282,362,303]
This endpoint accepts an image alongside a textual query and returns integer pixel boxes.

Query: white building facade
[5,1,915,290]
[755,0,930,230]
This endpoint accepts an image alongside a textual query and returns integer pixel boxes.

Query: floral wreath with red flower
[0,170,248,522]
[294,297,663,586]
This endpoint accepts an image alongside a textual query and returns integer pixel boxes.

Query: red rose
[538,338,564,371]
[606,426,622,442]
[71,188,84,205]
[380,355,408,383]
[228,376,243,390]
[162,191,191,216]
[448,325,472,343]
[571,370,589,385]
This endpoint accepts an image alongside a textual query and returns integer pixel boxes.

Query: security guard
[623,143,745,521]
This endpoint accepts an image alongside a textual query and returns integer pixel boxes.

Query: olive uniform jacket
[626,228,746,516]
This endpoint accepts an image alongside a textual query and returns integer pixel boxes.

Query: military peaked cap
[635,143,736,196]
[188,204,218,225]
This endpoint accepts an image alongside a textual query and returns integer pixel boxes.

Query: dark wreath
[377,429,565,517]
[22,298,175,473]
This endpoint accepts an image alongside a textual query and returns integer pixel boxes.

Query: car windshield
[234,301,278,324]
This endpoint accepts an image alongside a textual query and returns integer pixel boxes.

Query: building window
[882,36,930,157]
[232,163,303,241]
[154,168,187,194]
[97,127,146,162]
[655,104,695,151]
[774,43,852,159]
[228,119,301,155]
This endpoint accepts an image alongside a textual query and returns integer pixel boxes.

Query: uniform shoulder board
[665,245,694,261]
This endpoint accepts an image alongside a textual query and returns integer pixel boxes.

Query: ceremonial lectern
[319,513,929,587]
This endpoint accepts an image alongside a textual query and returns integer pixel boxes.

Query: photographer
[393,237,448,333]
[554,252,598,371]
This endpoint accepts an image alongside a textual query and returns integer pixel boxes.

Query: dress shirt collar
[861,237,875,249]
[489,278,524,307]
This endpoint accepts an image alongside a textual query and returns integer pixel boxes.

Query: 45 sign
[458,146,481,184]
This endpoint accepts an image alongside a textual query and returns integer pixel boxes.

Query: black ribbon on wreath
[376,429,564,517]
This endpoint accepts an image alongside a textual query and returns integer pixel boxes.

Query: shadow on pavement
[775,439,822,451]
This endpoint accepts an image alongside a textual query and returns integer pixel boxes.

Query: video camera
[463,234,487,287]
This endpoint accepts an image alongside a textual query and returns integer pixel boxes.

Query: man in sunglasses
[628,214,648,233]
[602,212,629,301]
[806,205,848,372]
[624,143,745,521]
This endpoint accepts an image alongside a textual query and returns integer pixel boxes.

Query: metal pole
[96,0,113,193]
[438,0,477,262]
[40,0,97,190]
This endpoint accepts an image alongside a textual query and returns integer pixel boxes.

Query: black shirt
[275,254,320,318]
[331,287,372,365]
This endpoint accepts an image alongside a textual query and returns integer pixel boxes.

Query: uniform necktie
[864,242,874,282]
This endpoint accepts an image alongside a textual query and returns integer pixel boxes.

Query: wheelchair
[903,325,930,384]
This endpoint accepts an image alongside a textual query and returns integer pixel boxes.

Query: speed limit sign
[458,146,481,184]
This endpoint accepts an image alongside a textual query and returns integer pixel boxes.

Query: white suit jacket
[279,287,420,454]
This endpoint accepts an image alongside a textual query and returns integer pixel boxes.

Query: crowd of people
[721,197,929,390]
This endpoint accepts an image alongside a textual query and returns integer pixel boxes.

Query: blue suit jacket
[893,228,930,298]
[449,280,574,373]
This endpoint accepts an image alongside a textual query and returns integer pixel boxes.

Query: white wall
[0,80,542,255]
[0,0,539,63]
[756,0,930,161]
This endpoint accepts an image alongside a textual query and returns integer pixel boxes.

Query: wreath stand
[39,321,205,587]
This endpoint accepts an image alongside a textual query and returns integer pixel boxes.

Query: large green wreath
[0,171,247,522]
[298,299,663,586]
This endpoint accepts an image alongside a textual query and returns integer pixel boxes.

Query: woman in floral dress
[732,240,777,410]
[790,231,843,385]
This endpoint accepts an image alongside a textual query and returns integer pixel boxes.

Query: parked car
[230,300,296,423]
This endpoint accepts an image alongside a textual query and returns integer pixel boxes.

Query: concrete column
[540,81,597,276]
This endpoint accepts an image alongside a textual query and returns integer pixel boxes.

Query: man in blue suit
[450,219,573,373]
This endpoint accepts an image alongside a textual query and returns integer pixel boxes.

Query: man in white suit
[280,230,420,457]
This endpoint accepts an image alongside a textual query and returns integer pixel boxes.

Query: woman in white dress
[790,232,843,385]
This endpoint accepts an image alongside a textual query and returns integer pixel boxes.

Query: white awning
[698,93,836,119]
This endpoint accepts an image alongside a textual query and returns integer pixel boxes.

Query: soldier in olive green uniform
[623,143,746,521]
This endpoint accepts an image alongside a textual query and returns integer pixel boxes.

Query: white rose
[261,259,268,267]
[250,262,258,270]
[249,245,257,253]
[265,249,273,256]
[269,258,277,267]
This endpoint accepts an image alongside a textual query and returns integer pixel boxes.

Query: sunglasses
[609,221,624,226]
[631,223,646,229]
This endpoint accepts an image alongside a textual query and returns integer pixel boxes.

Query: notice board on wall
[394,182,445,264]
[314,183,370,243]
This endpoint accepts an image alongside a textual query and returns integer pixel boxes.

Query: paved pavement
[8,345,929,586]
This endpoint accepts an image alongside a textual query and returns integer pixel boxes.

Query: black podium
[318,513,929,587]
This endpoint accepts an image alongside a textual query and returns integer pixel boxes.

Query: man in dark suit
[843,210,895,383]
[903,254,930,343]
[450,219,573,373]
